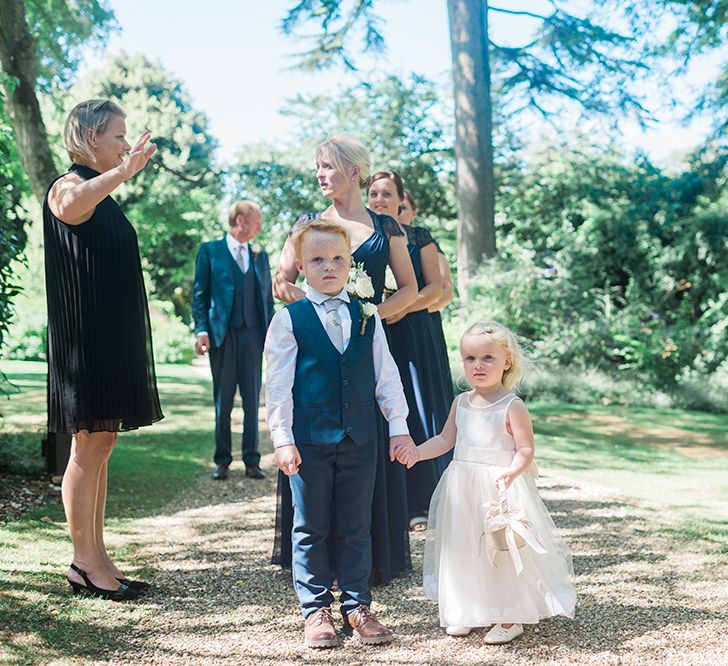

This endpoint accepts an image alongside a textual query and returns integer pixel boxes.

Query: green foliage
[469,141,728,390]
[68,54,223,319]
[148,301,194,365]
[228,73,456,253]
[0,102,30,403]
[281,1,653,119]
[24,0,117,93]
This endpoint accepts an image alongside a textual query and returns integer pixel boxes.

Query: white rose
[354,275,375,299]
[384,267,397,292]
[362,302,378,318]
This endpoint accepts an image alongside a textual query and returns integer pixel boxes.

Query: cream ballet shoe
[484,623,523,644]
[445,626,471,636]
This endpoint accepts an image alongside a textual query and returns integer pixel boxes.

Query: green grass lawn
[1,361,217,665]
[1,361,727,664]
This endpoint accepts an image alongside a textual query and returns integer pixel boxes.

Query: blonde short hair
[291,220,351,261]
[228,200,260,226]
[315,136,371,190]
[64,99,126,163]
[461,320,527,390]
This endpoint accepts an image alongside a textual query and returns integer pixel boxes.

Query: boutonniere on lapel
[359,301,378,336]
[346,261,375,300]
[250,242,263,256]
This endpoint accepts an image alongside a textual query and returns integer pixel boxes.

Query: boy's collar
[306,285,350,305]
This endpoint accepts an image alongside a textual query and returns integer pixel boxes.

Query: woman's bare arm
[391,244,442,322]
[378,235,417,320]
[273,236,306,303]
[429,253,454,312]
[49,132,156,225]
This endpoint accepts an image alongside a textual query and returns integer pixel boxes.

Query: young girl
[401,321,576,644]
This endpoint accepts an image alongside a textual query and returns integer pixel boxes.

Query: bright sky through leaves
[78,0,718,163]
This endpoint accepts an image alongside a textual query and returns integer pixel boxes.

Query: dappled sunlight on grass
[2,363,728,663]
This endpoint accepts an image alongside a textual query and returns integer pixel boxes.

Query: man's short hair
[228,200,260,226]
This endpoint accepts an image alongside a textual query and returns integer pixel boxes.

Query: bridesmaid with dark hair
[367,171,453,530]
[399,190,456,442]
[272,136,418,585]
[45,99,163,600]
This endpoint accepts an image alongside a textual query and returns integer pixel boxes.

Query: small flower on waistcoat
[346,262,375,300]
[359,301,378,335]
[250,242,263,256]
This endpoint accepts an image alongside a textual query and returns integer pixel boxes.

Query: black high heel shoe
[67,563,141,601]
[115,576,151,592]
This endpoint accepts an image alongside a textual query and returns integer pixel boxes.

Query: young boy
[264,220,414,648]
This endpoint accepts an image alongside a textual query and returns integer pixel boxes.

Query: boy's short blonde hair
[291,220,351,261]
[315,136,371,190]
[64,99,126,163]
[461,320,527,390]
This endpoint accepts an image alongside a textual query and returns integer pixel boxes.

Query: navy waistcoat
[229,251,261,329]
[288,297,376,447]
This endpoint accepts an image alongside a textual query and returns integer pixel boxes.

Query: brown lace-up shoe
[304,607,338,648]
[344,605,394,644]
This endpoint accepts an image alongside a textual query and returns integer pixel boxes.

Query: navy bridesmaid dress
[386,225,454,519]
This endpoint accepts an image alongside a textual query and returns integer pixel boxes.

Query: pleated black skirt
[44,164,163,434]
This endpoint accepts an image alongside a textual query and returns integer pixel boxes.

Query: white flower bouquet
[346,261,375,300]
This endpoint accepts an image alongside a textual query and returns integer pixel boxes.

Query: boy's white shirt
[264,285,409,449]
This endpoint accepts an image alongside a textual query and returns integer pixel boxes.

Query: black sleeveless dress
[431,240,455,475]
[44,164,163,434]
[386,225,454,517]
[271,210,412,585]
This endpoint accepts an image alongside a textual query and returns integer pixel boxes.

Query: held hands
[194,334,210,356]
[274,444,302,476]
[389,435,417,467]
[119,131,157,181]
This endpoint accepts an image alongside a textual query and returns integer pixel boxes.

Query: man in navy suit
[192,200,274,480]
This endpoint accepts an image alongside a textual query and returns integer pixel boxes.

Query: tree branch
[488,6,552,21]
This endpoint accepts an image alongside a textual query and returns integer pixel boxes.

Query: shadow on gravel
[105,481,728,664]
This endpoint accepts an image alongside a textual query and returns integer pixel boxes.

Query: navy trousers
[209,324,264,467]
[289,436,376,618]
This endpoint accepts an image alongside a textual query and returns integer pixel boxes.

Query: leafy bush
[470,142,728,391]
[148,301,195,365]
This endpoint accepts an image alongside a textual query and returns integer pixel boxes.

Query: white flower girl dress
[423,391,576,628]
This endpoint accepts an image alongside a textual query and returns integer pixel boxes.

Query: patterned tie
[323,298,344,352]
[234,244,248,273]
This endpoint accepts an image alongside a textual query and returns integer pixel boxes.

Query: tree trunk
[447,0,496,302]
[0,0,58,203]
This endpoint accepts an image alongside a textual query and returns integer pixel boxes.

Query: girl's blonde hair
[64,99,126,163]
[461,320,526,390]
[315,135,371,190]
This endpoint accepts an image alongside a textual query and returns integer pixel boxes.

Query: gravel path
[92,444,728,666]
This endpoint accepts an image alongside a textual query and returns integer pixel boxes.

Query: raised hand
[119,131,157,181]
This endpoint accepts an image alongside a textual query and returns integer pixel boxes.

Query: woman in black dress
[45,99,163,600]
[398,190,455,476]
[367,171,453,529]
[272,136,418,584]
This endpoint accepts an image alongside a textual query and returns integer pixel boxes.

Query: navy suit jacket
[192,238,274,349]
